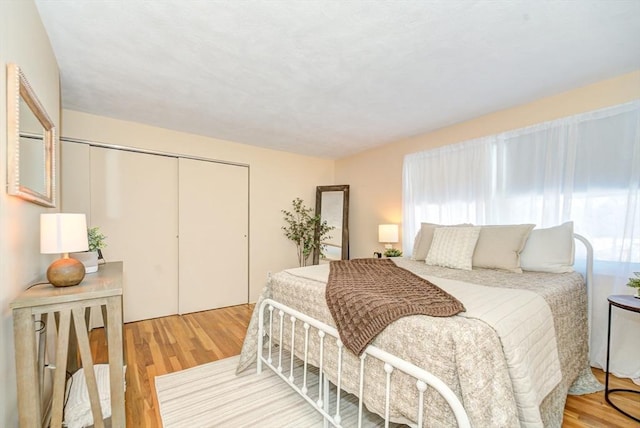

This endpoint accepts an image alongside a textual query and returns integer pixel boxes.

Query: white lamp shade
[40,213,89,254]
[378,224,399,243]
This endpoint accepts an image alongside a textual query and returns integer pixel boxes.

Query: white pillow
[472,224,535,273]
[426,226,481,270]
[64,364,126,428]
[410,227,423,260]
[521,222,575,273]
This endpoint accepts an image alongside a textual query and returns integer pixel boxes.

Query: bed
[236,223,602,427]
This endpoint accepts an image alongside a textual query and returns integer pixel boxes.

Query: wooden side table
[11,262,125,428]
[605,294,640,422]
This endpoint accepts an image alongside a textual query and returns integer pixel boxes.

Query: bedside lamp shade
[41,213,89,287]
[378,224,399,249]
[41,213,89,254]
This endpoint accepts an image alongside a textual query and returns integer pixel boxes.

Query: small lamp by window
[378,224,399,250]
[41,213,89,287]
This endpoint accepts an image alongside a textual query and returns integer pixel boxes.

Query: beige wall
[61,110,334,302]
[0,1,60,426]
[336,71,640,259]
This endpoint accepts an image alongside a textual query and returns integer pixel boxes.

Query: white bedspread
[424,276,561,426]
[285,264,562,427]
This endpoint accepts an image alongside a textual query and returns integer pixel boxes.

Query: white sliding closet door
[178,158,248,314]
[91,147,179,322]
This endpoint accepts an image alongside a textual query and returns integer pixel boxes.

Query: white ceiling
[35,1,640,159]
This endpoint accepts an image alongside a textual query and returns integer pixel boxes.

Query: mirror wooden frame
[7,63,56,207]
[313,184,349,264]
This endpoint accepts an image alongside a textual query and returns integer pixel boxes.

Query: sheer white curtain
[403,100,640,380]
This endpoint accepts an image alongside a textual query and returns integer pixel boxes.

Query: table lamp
[41,213,89,287]
[378,224,399,249]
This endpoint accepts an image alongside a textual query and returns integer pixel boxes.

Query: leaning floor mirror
[7,63,56,207]
[313,185,349,264]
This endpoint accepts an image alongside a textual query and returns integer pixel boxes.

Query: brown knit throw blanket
[326,258,465,356]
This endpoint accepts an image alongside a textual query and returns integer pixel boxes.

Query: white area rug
[155,355,399,427]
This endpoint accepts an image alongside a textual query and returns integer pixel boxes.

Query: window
[403,100,640,264]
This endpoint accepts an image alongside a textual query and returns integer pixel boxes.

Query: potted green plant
[72,227,107,274]
[627,272,640,298]
[282,198,333,267]
[384,248,403,258]
[88,227,107,255]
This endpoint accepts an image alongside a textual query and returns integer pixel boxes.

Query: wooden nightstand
[11,262,125,428]
[605,294,640,422]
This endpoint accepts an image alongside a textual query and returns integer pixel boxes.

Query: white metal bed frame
[257,298,470,428]
[256,234,593,428]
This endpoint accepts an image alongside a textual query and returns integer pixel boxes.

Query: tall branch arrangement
[282,197,334,267]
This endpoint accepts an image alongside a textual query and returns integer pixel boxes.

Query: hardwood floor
[89,304,253,427]
[89,304,639,427]
[564,371,639,428]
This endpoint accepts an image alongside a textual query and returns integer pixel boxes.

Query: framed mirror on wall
[313,185,349,264]
[7,63,56,207]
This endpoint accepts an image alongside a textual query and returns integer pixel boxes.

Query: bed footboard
[257,298,471,428]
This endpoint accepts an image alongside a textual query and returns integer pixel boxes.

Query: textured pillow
[411,222,473,261]
[472,224,535,273]
[426,226,481,270]
[521,222,575,273]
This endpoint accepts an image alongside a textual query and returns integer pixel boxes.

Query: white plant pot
[70,251,99,274]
